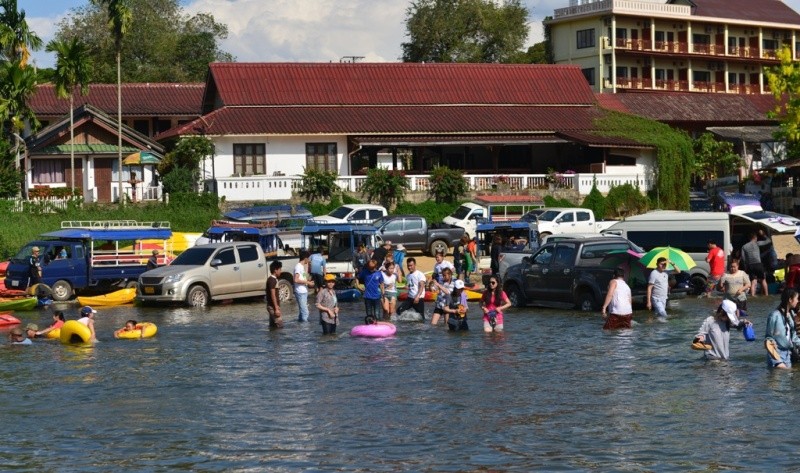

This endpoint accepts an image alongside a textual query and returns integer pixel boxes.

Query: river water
[1,294,799,471]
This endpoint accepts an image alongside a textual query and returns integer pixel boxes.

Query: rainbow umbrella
[639,246,696,271]
[123,151,160,165]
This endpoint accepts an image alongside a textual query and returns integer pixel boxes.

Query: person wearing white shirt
[294,250,314,322]
[397,257,426,319]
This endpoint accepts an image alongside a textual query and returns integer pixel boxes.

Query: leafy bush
[161,167,198,194]
[581,182,606,220]
[429,166,469,203]
[360,169,410,210]
[297,168,339,203]
[543,195,576,207]
[605,183,649,218]
[394,200,460,223]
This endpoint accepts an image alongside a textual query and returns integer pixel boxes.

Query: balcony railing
[554,0,690,19]
[610,37,781,61]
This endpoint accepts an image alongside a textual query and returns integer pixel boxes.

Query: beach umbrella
[123,151,160,165]
[639,246,696,271]
[600,249,648,286]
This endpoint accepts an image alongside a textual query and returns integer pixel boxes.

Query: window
[655,31,665,42]
[32,159,65,184]
[616,66,629,78]
[558,212,574,223]
[581,67,596,86]
[655,69,667,80]
[580,242,630,260]
[728,72,738,84]
[133,119,149,136]
[233,144,266,176]
[349,210,367,221]
[762,39,777,51]
[615,28,627,40]
[405,219,423,231]
[553,245,577,267]
[533,246,554,265]
[305,143,337,172]
[237,245,259,263]
[576,28,595,49]
[692,70,711,83]
[215,247,236,266]
[367,210,384,221]
[383,220,404,232]
[626,230,723,254]
[576,211,591,222]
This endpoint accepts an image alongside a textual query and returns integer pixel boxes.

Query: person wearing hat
[28,246,42,287]
[77,306,98,342]
[8,327,31,345]
[371,240,392,265]
[694,299,751,361]
[444,279,469,331]
[765,288,800,369]
[315,273,339,334]
[24,323,40,340]
[147,249,160,270]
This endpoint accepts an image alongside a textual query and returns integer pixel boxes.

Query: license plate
[10,280,18,287]
[144,286,154,294]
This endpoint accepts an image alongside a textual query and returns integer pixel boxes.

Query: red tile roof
[30,83,204,117]
[595,91,776,124]
[205,63,596,108]
[158,105,606,140]
[691,0,800,25]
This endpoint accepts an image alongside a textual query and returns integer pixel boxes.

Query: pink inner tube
[350,323,397,338]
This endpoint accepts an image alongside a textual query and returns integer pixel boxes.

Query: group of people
[265,240,511,334]
[7,306,154,345]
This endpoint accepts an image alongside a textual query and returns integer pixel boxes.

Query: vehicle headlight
[163,273,185,284]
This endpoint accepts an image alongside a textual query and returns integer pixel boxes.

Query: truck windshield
[327,207,354,219]
[537,210,561,222]
[11,244,42,262]
[449,206,472,220]
[171,247,216,265]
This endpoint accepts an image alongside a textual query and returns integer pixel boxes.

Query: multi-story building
[548,0,800,94]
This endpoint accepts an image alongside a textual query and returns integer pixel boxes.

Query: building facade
[549,0,800,94]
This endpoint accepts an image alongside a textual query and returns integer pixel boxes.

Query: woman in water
[480,276,511,333]
[316,274,339,335]
[381,261,398,320]
[765,288,800,369]
[36,311,65,337]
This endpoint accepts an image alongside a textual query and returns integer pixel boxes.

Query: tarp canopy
[732,211,800,234]
[42,228,172,240]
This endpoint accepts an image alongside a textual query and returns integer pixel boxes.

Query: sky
[17,0,800,69]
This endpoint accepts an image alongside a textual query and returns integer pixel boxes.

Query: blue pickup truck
[5,221,172,301]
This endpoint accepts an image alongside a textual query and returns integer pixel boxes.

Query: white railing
[2,196,77,212]
[554,0,690,18]
[575,173,652,194]
[111,183,164,203]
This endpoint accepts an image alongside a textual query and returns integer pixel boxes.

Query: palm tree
[46,38,90,194]
[94,0,131,205]
[0,0,42,65]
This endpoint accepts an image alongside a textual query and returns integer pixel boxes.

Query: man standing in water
[741,230,771,296]
[647,257,680,322]
[267,260,283,329]
[703,240,725,297]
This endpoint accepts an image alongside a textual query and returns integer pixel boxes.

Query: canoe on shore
[77,288,137,307]
[0,297,38,311]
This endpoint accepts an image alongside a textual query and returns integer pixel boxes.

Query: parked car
[137,241,268,307]
[534,208,617,239]
[301,223,378,276]
[502,236,647,311]
[443,197,544,239]
[309,204,387,224]
[372,215,465,255]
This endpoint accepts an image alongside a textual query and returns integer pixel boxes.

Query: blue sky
[17,0,800,69]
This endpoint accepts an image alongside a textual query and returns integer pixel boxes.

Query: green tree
[429,166,469,203]
[402,0,529,63]
[158,136,214,193]
[580,181,606,220]
[297,168,339,203]
[360,169,410,210]
[692,132,741,184]
[605,183,649,218]
[56,0,233,83]
[0,0,41,65]
[47,38,91,193]
[766,45,800,158]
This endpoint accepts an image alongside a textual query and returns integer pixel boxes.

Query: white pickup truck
[534,208,617,239]
[443,197,544,239]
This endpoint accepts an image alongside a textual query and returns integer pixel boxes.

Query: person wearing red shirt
[704,240,726,296]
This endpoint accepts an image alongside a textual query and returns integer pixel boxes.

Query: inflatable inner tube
[350,323,396,338]
[117,322,158,339]
[46,328,61,339]
[59,320,92,345]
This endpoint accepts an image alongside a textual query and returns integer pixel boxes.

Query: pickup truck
[502,236,646,311]
[443,196,544,239]
[5,221,172,301]
[309,204,387,224]
[534,208,617,240]
[372,215,465,255]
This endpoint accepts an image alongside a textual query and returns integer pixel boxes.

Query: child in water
[114,319,142,338]
[444,279,469,331]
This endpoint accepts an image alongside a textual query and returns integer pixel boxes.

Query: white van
[602,211,731,289]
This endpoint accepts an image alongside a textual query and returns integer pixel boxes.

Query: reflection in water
[2,297,800,470]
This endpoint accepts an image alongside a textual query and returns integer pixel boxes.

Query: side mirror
[210,258,222,268]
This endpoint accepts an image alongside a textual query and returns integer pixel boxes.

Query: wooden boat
[77,288,137,307]
[0,297,38,311]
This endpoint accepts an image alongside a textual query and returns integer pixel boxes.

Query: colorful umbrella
[123,151,161,165]
[600,249,648,286]
[639,246,696,271]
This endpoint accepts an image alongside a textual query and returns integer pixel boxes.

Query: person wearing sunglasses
[481,277,511,332]
[647,257,680,322]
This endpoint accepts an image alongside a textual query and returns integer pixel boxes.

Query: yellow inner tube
[59,320,91,345]
[116,322,158,339]
[46,328,61,340]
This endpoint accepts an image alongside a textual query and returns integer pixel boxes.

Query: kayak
[77,288,137,307]
[398,289,483,302]
[335,288,362,302]
[0,312,20,327]
[0,297,38,311]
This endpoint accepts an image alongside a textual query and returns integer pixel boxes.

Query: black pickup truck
[502,236,647,311]
[372,215,465,255]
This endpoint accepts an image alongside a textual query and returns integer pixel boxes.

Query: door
[556,211,577,233]
[347,210,368,223]
[403,218,426,247]
[207,246,241,296]
[523,244,555,300]
[575,211,594,233]
[94,158,114,202]
[235,244,266,292]
[379,218,405,245]
[543,243,578,302]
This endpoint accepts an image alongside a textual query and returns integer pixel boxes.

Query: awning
[706,126,781,143]
[351,134,567,146]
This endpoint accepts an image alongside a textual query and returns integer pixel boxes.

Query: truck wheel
[690,275,707,295]
[276,278,294,303]
[505,283,526,308]
[51,280,73,301]
[576,291,598,312]
[187,285,209,307]
[429,239,448,255]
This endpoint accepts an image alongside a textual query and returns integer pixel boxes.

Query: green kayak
[0,297,38,311]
